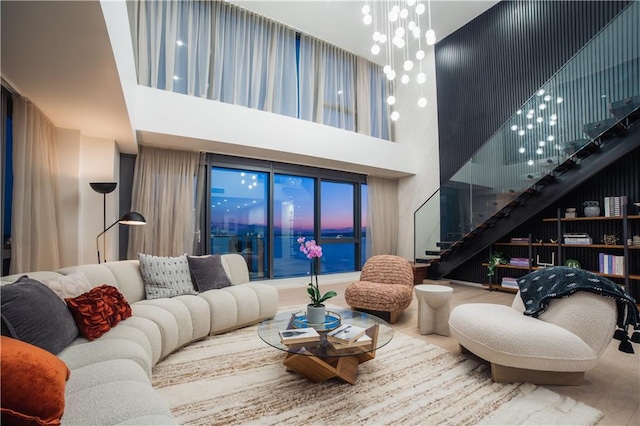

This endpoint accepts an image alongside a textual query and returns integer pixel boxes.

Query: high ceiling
[1,0,498,154]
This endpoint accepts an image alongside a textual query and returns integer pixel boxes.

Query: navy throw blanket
[517,266,640,353]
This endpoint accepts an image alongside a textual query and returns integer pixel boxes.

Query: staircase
[414,1,640,279]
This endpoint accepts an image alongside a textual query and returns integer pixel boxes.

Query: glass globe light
[426,30,436,45]
[363,14,372,25]
[549,121,556,126]
[383,65,391,74]
[396,38,405,48]
[416,3,425,14]
[379,34,387,43]
[418,97,427,107]
[511,125,518,131]
[403,60,414,71]
[516,109,522,114]
[401,74,410,84]
[527,123,533,129]
[416,50,425,60]
[536,117,544,123]
[371,44,380,55]
[386,95,396,105]
[392,5,400,13]
[539,103,547,110]
[395,27,405,37]
[519,147,526,154]
[400,8,409,19]
[537,89,545,96]
[407,0,416,6]
[550,114,557,120]
[547,135,555,141]
[527,160,534,166]
[362,5,370,15]
[408,21,416,31]
[543,95,551,101]
[416,72,426,84]
[389,11,399,22]
[528,109,535,115]
[391,111,400,121]
[536,148,543,155]
[413,27,421,38]
[373,31,381,41]
[539,140,546,147]
[518,130,525,136]
[386,70,396,80]
[556,96,563,104]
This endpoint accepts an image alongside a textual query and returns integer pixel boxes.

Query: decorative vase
[583,201,600,217]
[306,304,326,325]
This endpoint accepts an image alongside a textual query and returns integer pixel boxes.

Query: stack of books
[326,324,369,350]
[599,253,625,275]
[604,196,628,217]
[509,257,530,267]
[279,327,320,345]
[510,237,530,244]
[563,233,593,245]
[501,277,519,289]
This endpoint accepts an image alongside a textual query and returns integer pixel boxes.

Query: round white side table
[414,284,454,336]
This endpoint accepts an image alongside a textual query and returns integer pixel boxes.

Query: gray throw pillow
[187,255,232,292]
[139,253,197,300]
[0,276,79,354]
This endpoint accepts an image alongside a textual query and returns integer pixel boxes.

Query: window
[207,155,367,280]
[210,167,268,279]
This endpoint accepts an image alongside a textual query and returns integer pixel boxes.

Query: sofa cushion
[139,253,196,299]
[187,254,232,292]
[0,336,70,426]
[0,276,78,354]
[41,271,92,300]
[65,285,133,341]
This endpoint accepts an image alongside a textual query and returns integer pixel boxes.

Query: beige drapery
[366,176,399,257]
[127,145,201,257]
[10,96,60,273]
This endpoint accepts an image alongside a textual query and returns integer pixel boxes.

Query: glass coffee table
[258,309,393,384]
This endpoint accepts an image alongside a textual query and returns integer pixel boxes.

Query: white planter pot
[306,304,326,325]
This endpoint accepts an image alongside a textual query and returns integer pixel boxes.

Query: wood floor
[277,282,639,425]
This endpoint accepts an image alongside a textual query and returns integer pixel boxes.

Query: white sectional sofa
[0,253,279,425]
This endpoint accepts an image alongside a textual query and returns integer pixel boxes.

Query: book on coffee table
[279,327,320,345]
[326,324,367,344]
[328,333,373,350]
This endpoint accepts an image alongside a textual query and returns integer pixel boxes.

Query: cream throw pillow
[139,253,197,300]
[41,271,93,300]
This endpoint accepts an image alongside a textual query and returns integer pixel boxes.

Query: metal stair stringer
[429,122,640,280]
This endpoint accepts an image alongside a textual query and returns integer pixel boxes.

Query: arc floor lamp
[91,182,146,264]
[96,212,146,264]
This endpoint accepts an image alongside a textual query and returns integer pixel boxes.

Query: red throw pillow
[0,336,70,426]
[65,285,132,340]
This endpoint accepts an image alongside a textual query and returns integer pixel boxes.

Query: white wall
[55,130,120,267]
[395,47,441,260]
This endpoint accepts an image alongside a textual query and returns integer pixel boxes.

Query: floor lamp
[90,182,117,262]
[96,212,146,264]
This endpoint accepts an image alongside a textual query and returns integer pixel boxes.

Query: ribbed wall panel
[435,0,631,184]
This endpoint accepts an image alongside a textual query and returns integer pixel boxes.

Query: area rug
[152,326,603,426]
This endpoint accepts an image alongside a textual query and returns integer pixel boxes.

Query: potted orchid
[298,237,337,324]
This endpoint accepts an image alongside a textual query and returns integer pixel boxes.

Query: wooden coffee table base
[283,350,375,385]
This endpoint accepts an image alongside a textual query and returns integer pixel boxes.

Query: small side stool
[414,284,454,336]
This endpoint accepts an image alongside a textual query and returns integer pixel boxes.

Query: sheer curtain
[10,96,60,273]
[299,35,356,130]
[127,145,201,257]
[366,176,399,256]
[136,0,298,116]
[356,57,392,140]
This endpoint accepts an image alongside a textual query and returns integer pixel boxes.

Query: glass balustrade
[415,1,639,262]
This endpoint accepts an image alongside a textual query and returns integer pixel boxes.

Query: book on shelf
[564,237,593,245]
[501,277,519,289]
[328,333,373,350]
[599,253,625,275]
[326,324,367,344]
[279,327,320,345]
[509,258,530,267]
[604,196,628,217]
[510,237,530,243]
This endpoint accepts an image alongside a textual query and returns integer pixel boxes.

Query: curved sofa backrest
[220,253,250,285]
[360,255,413,286]
[513,290,617,357]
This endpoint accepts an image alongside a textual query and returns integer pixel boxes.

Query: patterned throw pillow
[139,253,197,300]
[187,255,232,292]
[65,285,132,341]
[41,271,93,300]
